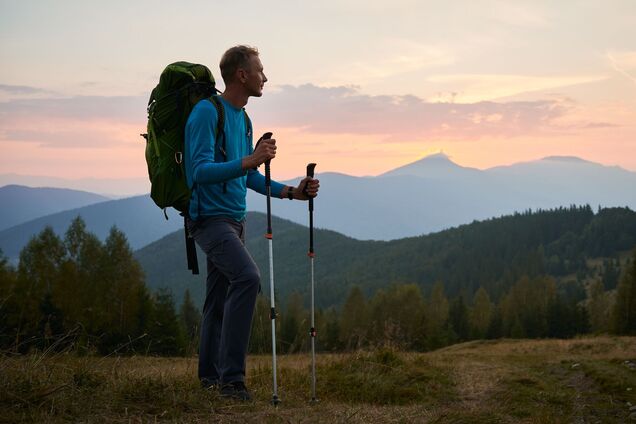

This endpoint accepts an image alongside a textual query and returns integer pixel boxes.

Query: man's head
[220,45,267,97]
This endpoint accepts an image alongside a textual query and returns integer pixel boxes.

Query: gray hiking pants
[186,216,260,384]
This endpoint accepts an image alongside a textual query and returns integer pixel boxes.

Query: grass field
[1,336,635,423]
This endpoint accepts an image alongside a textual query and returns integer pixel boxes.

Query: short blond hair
[220,45,259,84]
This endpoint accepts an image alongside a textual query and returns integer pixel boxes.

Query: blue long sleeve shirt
[184,96,285,221]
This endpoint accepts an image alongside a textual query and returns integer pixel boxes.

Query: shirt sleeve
[247,168,286,197]
[187,101,245,185]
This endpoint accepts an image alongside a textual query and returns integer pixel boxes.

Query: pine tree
[470,287,493,339]
[339,286,368,349]
[249,296,272,354]
[320,307,341,351]
[280,291,305,353]
[15,227,66,349]
[179,289,201,355]
[612,249,636,334]
[501,276,556,338]
[55,216,92,331]
[0,249,18,348]
[37,292,65,349]
[146,288,186,356]
[365,284,425,349]
[486,305,503,339]
[95,227,147,352]
[65,216,88,261]
[390,284,425,350]
[601,259,620,290]
[587,280,611,333]
[425,281,451,349]
[449,295,470,342]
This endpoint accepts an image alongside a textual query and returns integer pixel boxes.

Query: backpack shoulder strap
[208,96,226,160]
[208,95,228,193]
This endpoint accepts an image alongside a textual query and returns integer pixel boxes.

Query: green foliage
[145,288,186,356]
[317,307,342,351]
[279,291,306,353]
[470,287,492,339]
[425,282,451,349]
[448,295,470,342]
[1,217,186,356]
[179,289,201,355]
[546,295,589,338]
[500,276,556,338]
[587,280,612,333]
[601,258,620,290]
[0,248,18,347]
[248,295,272,354]
[338,286,368,349]
[139,206,636,314]
[366,284,426,350]
[6,207,634,356]
[612,248,636,334]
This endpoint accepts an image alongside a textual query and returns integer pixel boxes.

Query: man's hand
[243,138,277,170]
[293,177,320,200]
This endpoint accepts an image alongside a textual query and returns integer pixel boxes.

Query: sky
[1,0,635,190]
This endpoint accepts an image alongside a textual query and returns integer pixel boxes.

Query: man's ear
[237,68,248,84]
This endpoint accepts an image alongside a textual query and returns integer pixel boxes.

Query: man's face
[242,55,267,97]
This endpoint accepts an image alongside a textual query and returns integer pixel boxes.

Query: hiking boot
[200,377,220,391]
[219,381,252,401]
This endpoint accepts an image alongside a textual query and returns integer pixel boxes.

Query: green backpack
[143,61,224,215]
[143,62,226,274]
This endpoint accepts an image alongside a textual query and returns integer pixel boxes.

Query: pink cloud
[251,84,605,141]
[0,94,147,149]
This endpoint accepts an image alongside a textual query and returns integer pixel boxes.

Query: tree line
[1,215,634,356]
[0,217,200,355]
[252,250,635,353]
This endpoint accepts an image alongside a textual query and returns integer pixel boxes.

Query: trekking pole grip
[262,132,273,236]
[305,163,316,211]
[261,132,273,186]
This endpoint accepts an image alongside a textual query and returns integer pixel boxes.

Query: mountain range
[1,154,635,263]
[0,185,109,231]
[0,195,183,261]
[247,154,636,240]
[0,173,149,198]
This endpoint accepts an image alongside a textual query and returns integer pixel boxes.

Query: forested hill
[135,206,636,309]
[350,206,636,301]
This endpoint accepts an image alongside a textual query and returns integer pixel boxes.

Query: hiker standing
[184,45,319,400]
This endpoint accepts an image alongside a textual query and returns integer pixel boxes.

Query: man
[184,45,319,401]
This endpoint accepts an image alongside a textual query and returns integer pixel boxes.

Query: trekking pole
[305,163,318,403]
[263,132,281,406]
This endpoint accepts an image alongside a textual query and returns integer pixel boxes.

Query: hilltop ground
[1,336,635,423]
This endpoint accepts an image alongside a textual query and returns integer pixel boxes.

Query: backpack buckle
[175,151,183,164]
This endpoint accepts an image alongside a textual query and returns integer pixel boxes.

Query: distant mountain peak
[416,151,456,164]
[541,156,591,163]
[380,151,479,178]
